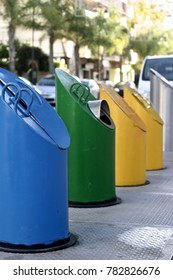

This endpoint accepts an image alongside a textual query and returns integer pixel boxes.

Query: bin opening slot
[100,111,112,125]
[88,100,112,126]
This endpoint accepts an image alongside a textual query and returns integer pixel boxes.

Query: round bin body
[100,84,147,187]
[0,68,75,253]
[124,85,163,170]
[55,68,121,207]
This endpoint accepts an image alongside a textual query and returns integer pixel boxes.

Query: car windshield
[142,58,173,81]
[37,75,55,86]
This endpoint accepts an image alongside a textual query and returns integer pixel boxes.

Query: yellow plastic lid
[101,84,146,131]
[124,85,164,125]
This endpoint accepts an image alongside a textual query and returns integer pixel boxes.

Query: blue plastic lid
[0,68,70,149]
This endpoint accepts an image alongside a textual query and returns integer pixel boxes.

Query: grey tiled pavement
[1,152,173,260]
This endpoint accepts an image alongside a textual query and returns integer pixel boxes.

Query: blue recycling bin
[0,68,76,253]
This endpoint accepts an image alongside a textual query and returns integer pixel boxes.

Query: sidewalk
[0,152,173,260]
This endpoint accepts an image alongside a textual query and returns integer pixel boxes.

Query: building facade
[0,0,134,83]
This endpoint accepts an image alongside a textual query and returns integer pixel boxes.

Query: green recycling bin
[55,68,121,207]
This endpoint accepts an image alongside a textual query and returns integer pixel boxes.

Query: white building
[0,0,133,83]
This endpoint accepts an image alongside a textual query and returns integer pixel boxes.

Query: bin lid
[101,84,146,131]
[0,68,70,149]
[124,84,164,125]
[55,68,95,103]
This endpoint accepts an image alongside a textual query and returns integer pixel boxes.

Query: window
[142,58,173,81]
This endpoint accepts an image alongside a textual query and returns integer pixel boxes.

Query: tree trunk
[74,44,81,78]
[8,22,15,73]
[120,55,123,82]
[60,39,69,68]
[49,31,55,74]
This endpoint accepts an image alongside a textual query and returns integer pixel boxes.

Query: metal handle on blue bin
[1,82,21,102]
[1,81,42,117]
[70,83,90,103]
[2,82,33,116]
[13,88,34,116]
[16,77,43,105]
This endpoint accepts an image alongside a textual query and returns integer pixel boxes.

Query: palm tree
[0,0,22,72]
[38,0,69,73]
[88,8,128,81]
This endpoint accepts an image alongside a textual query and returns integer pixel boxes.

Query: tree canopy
[129,0,173,72]
[1,0,173,78]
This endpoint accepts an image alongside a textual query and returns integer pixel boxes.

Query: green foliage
[38,0,69,37]
[35,0,70,72]
[1,0,172,77]
[88,8,127,57]
[20,0,43,30]
[15,44,49,75]
[130,29,173,62]
[0,0,22,24]
[0,43,9,68]
[127,0,172,71]
[0,43,8,59]
[65,9,93,46]
[130,0,166,29]
[0,0,25,71]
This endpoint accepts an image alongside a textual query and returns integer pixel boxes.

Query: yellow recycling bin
[100,84,147,187]
[124,85,164,170]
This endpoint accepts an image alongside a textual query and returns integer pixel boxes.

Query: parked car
[138,55,173,100]
[81,79,100,98]
[35,74,55,107]
[19,76,43,96]
[19,76,33,86]
[99,79,114,88]
[114,81,136,97]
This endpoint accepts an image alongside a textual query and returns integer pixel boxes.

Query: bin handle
[1,81,42,117]
[1,81,20,99]
[16,77,43,105]
[70,83,90,103]
[13,88,34,116]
